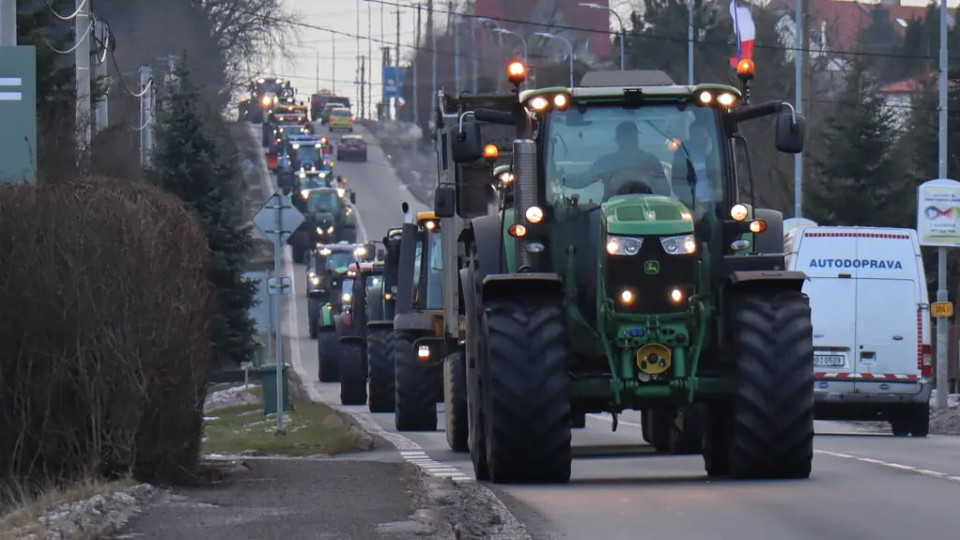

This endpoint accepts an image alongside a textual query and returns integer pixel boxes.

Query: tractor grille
[605,236,697,314]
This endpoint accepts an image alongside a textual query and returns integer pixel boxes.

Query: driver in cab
[567,121,670,199]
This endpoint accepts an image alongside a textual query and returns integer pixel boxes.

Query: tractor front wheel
[317,330,340,382]
[728,290,814,479]
[444,351,469,451]
[483,295,571,483]
[394,330,439,431]
[339,340,367,405]
[367,329,396,412]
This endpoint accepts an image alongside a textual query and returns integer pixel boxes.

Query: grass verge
[0,477,134,539]
[202,384,358,457]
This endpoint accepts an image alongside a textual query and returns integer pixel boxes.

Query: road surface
[268,124,960,539]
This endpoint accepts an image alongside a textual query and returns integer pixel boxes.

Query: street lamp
[578,2,625,70]
[493,27,528,65]
[533,32,574,87]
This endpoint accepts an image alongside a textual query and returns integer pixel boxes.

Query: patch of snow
[14,484,158,540]
[203,385,260,412]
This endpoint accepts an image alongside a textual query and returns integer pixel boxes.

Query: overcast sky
[266,0,960,114]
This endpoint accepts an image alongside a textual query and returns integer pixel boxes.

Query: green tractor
[334,257,386,405]
[390,211,450,431]
[288,187,358,264]
[316,243,370,381]
[366,229,404,412]
[433,61,812,483]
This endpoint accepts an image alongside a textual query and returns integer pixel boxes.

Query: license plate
[814,354,845,367]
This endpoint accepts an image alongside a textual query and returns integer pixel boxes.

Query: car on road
[328,108,354,132]
[337,135,368,161]
[785,223,932,437]
[319,103,340,125]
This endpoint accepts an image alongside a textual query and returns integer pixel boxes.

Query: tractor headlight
[342,293,352,302]
[319,248,332,256]
[606,235,643,256]
[262,96,272,106]
[301,189,310,199]
[327,226,335,234]
[311,276,321,286]
[660,234,696,255]
[337,187,346,197]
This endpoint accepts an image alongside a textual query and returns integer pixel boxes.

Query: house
[878,77,924,129]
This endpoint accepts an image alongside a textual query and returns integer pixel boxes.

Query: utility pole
[332,34,337,94]
[935,0,950,410]
[452,3,460,95]
[395,9,401,121]
[414,3,421,128]
[0,0,15,46]
[138,66,153,168]
[687,0,694,84]
[360,55,366,119]
[428,0,435,119]
[367,0,372,120]
[793,0,804,219]
[382,46,391,120]
[76,0,92,159]
[356,0,360,112]
[471,20,478,94]
[94,53,108,133]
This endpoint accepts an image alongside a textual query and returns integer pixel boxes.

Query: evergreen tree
[806,58,911,227]
[149,63,257,368]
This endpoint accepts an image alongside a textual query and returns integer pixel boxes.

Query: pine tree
[149,63,256,368]
[806,57,912,227]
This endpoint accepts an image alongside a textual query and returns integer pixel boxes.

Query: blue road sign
[383,66,405,99]
[0,46,37,184]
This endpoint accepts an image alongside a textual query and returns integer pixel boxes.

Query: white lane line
[254,123,473,482]
[814,449,960,485]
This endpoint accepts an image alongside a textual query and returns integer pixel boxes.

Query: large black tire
[339,340,367,405]
[703,402,732,477]
[483,295,571,483]
[444,351,469,451]
[669,405,703,454]
[367,329,396,412]
[308,298,320,339]
[394,331,439,431]
[728,290,814,479]
[317,330,340,382]
[649,408,672,452]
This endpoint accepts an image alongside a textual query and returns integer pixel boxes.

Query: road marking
[815,449,960,485]
[259,123,474,482]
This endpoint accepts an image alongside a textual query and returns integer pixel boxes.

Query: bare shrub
[0,177,212,493]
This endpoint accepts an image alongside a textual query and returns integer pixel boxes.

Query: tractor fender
[753,208,785,255]
[395,312,436,333]
[482,273,563,303]
[726,270,807,294]
[461,215,503,284]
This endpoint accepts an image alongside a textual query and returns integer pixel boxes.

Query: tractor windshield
[293,144,322,168]
[412,230,443,310]
[307,191,340,213]
[544,104,723,219]
[324,251,354,271]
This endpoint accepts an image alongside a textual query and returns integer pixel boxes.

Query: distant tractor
[435,60,813,483]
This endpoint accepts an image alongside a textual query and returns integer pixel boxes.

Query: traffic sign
[383,66,405,99]
[0,47,37,184]
[252,192,304,244]
[932,302,953,318]
[267,277,292,295]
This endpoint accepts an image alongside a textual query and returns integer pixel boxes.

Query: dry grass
[0,476,134,539]
[202,385,357,457]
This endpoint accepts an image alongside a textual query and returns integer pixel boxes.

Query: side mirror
[350,192,357,204]
[434,183,456,218]
[775,109,805,154]
[401,201,409,213]
[451,121,483,163]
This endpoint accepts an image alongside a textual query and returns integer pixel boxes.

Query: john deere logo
[644,260,660,275]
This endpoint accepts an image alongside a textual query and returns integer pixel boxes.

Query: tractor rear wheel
[339,340,366,405]
[444,351,469,451]
[367,329,395,412]
[483,295,571,483]
[317,330,340,382]
[394,331,438,431]
[729,290,814,479]
[308,298,320,339]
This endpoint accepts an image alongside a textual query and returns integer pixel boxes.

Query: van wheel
[910,403,930,437]
[891,418,910,436]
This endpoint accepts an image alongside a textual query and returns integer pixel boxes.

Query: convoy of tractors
[247,59,816,485]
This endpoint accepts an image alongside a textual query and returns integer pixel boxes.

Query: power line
[42,18,93,54]
[108,49,153,98]
[43,0,88,21]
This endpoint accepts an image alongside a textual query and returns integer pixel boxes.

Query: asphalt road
[279,124,960,539]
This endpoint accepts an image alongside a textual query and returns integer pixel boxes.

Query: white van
[784,224,932,436]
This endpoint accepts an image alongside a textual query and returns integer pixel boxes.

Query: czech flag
[729,0,756,68]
